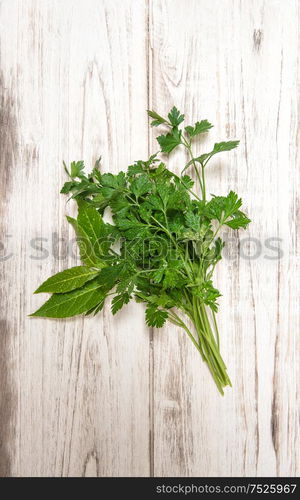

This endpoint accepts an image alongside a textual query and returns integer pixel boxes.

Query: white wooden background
[0,0,299,477]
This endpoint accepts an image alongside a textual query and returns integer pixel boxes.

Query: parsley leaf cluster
[32,107,250,395]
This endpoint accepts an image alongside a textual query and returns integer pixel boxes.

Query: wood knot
[253,29,263,51]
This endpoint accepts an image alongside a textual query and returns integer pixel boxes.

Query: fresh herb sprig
[31,107,250,395]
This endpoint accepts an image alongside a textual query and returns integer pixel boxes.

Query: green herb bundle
[31,107,250,394]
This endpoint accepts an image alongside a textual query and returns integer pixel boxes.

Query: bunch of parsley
[31,107,250,394]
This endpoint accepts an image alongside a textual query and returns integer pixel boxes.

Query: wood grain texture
[0,66,19,478]
[0,0,150,477]
[149,0,300,477]
[0,0,299,477]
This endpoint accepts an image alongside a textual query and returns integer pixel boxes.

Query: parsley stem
[181,137,204,197]
[190,300,223,388]
[189,295,231,390]
[201,163,206,202]
[168,310,206,362]
[198,303,225,368]
[170,171,202,202]
[212,310,220,349]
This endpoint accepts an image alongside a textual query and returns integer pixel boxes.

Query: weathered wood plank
[0,0,150,477]
[0,68,19,478]
[150,0,300,477]
[1,0,299,478]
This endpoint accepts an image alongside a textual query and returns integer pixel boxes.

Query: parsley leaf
[70,161,85,178]
[181,174,194,189]
[147,110,167,127]
[168,106,185,126]
[185,120,213,137]
[111,292,130,314]
[131,174,152,198]
[145,305,168,327]
[157,128,182,153]
[194,141,240,166]
[213,141,240,153]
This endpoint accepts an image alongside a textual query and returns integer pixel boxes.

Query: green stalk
[168,310,206,362]
[182,138,204,196]
[212,310,220,349]
[201,163,206,202]
[191,297,231,393]
[192,303,225,394]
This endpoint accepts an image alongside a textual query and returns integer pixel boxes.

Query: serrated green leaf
[223,191,242,218]
[111,292,130,314]
[116,276,135,294]
[213,237,225,260]
[31,279,106,318]
[70,161,85,178]
[167,188,189,210]
[131,174,152,198]
[145,293,175,308]
[185,211,201,231]
[225,215,251,229]
[145,305,168,327]
[139,203,152,222]
[204,198,223,221]
[185,120,213,137]
[100,171,126,189]
[127,163,145,176]
[34,266,100,294]
[168,106,184,127]
[157,129,182,153]
[92,156,102,174]
[147,110,167,127]
[181,175,194,189]
[110,195,130,214]
[213,141,239,153]
[100,173,117,187]
[205,191,243,223]
[191,280,221,312]
[115,214,145,231]
[168,212,185,234]
[194,140,240,167]
[151,162,168,178]
[162,269,180,289]
[124,226,149,240]
[97,263,124,289]
[156,182,169,206]
[60,181,78,194]
[147,194,165,211]
[152,268,164,284]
